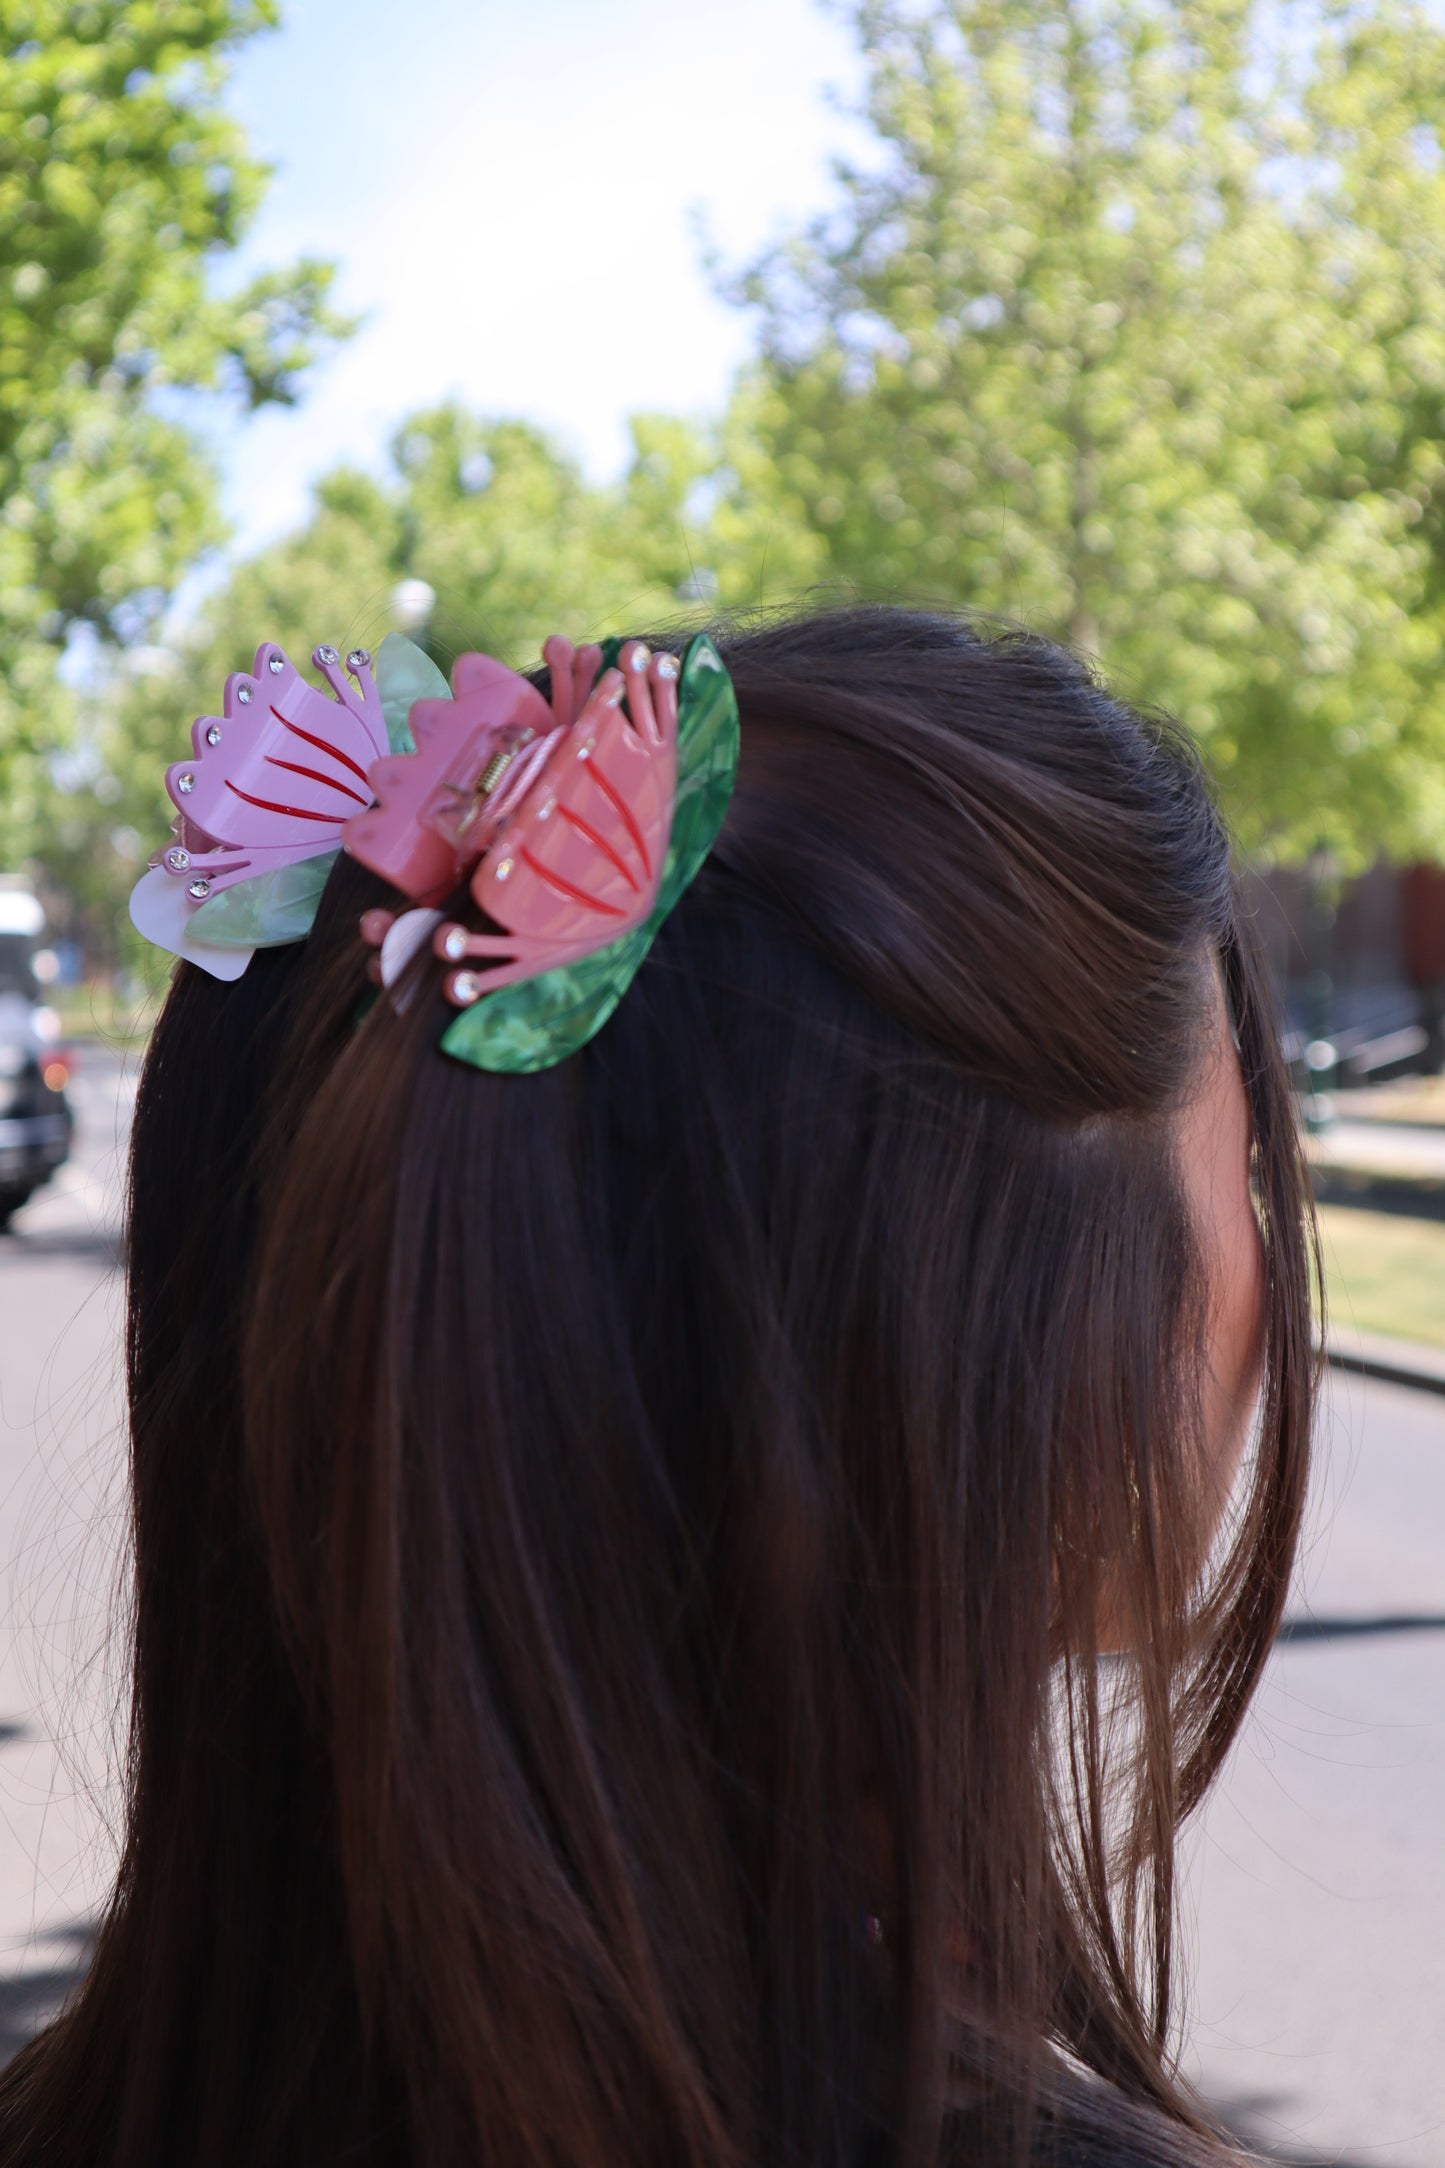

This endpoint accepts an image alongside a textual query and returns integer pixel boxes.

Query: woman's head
[2,606,1315,2168]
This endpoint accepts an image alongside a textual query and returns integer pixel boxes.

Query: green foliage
[41,0,1445,974]
[721,0,1445,867]
[0,0,352,865]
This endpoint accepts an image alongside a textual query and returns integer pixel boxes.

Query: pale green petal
[188,851,338,948]
[375,631,449,755]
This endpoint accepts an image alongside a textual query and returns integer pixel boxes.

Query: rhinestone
[655,654,680,682]
[187,877,211,901]
[205,724,221,746]
[176,771,195,794]
[442,925,469,962]
[346,647,372,672]
[236,684,252,704]
[449,970,482,1006]
[313,643,340,667]
[576,740,592,761]
[267,654,285,675]
[494,857,513,882]
[536,797,554,821]
[165,847,190,872]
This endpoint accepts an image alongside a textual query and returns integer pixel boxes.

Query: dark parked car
[0,889,73,1227]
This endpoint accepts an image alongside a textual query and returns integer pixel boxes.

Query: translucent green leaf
[188,851,339,949]
[375,631,447,754]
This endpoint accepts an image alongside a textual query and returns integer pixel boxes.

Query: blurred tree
[0,0,351,870]
[720,0,1445,867]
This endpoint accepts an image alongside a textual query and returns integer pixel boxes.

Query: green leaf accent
[439,634,739,1074]
[375,630,448,754]
[188,850,339,949]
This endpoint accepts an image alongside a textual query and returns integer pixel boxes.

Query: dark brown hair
[0,607,1314,2167]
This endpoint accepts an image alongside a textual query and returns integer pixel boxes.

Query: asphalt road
[1183,1363,1445,2164]
[0,1046,1440,2157]
[0,1039,131,2057]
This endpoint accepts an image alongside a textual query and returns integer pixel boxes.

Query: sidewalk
[1308,1118,1445,1185]
[1324,1323,1445,1397]
[1184,1365,1445,2165]
[1308,1103,1445,1391]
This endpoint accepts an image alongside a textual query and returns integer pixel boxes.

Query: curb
[1323,1328,1445,1398]
[1313,1163,1445,1221]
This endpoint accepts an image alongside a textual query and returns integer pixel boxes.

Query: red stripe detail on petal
[266,755,369,805]
[274,708,371,784]
[556,804,640,892]
[584,762,652,882]
[518,847,627,916]
[225,781,345,824]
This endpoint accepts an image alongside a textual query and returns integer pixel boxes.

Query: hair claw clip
[428,641,679,1008]
[159,642,387,898]
[128,641,392,978]
[343,635,610,906]
[343,631,736,1073]
[344,638,681,997]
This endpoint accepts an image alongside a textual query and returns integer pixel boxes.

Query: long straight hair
[0,606,1314,2166]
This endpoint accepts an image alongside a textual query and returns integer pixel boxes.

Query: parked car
[0,884,73,1227]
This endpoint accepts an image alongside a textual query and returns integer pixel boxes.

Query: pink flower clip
[155,642,388,899]
[347,636,681,1008]
[344,637,607,906]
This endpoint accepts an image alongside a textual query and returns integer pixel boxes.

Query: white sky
[215,0,869,556]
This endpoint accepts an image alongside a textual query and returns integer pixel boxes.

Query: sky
[213,0,870,558]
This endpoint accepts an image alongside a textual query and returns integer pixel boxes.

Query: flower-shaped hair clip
[129,636,440,977]
[344,631,740,1074]
[343,635,607,905]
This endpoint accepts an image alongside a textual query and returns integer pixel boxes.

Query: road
[1182,1362,1445,2164]
[0,1046,1441,2156]
[0,1039,132,2056]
